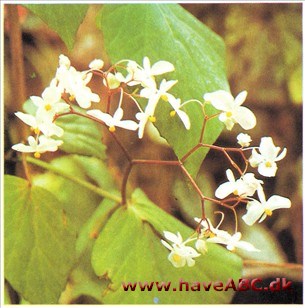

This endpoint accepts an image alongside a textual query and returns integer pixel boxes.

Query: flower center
[172,253,181,262]
[149,116,156,123]
[265,209,273,216]
[45,104,52,111]
[69,95,75,102]
[161,94,168,102]
[204,230,215,238]
[31,127,40,135]
[233,189,239,195]
[265,161,272,168]
[34,152,41,159]
[109,126,116,132]
[226,111,233,117]
[170,110,176,117]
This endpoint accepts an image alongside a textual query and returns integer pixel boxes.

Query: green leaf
[173,171,216,226]
[24,4,89,50]
[60,199,119,304]
[32,155,116,231]
[98,4,229,177]
[23,100,106,159]
[4,175,76,304]
[92,189,242,304]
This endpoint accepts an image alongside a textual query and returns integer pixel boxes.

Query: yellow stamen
[69,95,75,102]
[172,253,181,262]
[34,152,41,159]
[226,111,233,117]
[233,190,239,195]
[109,126,116,133]
[204,230,215,238]
[265,209,273,216]
[149,116,156,123]
[265,161,272,168]
[44,104,52,111]
[170,110,176,117]
[31,127,40,135]
[161,94,168,102]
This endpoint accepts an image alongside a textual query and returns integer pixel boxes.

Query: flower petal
[151,61,175,75]
[234,91,247,106]
[233,106,256,130]
[267,195,291,211]
[242,201,265,226]
[203,90,233,111]
[215,182,235,199]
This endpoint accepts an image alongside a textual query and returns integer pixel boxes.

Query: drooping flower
[140,79,177,110]
[203,90,256,130]
[242,189,291,226]
[87,108,138,132]
[237,133,252,147]
[15,112,64,137]
[54,55,100,109]
[207,231,259,252]
[249,137,287,177]
[161,231,200,268]
[12,135,63,158]
[194,217,259,251]
[215,169,263,199]
[168,96,191,130]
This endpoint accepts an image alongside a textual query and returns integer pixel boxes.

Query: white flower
[194,217,259,251]
[89,59,104,70]
[215,169,263,199]
[249,137,287,177]
[135,111,151,139]
[15,112,64,137]
[161,231,200,268]
[55,57,100,109]
[203,90,256,130]
[135,56,175,88]
[195,239,208,254]
[140,79,177,117]
[103,72,122,90]
[12,135,63,158]
[242,189,291,226]
[168,96,191,130]
[207,231,259,252]
[237,133,252,147]
[30,86,69,117]
[59,54,71,68]
[87,108,138,132]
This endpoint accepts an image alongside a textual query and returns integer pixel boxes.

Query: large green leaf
[60,199,119,304]
[24,4,89,50]
[4,175,76,304]
[92,189,242,304]
[98,4,229,177]
[23,100,106,159]
[32,155,117,231]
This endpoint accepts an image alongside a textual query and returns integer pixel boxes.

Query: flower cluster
[11,55,291,268]
[13,55,192,157]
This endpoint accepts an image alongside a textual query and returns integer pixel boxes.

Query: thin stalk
[26,156,121,203]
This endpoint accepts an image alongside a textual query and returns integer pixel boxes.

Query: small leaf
[24,4,89,50]
[98,4,228,177]
[92,189,242,304]
[4,175,76,304]
[23,100,106,159]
